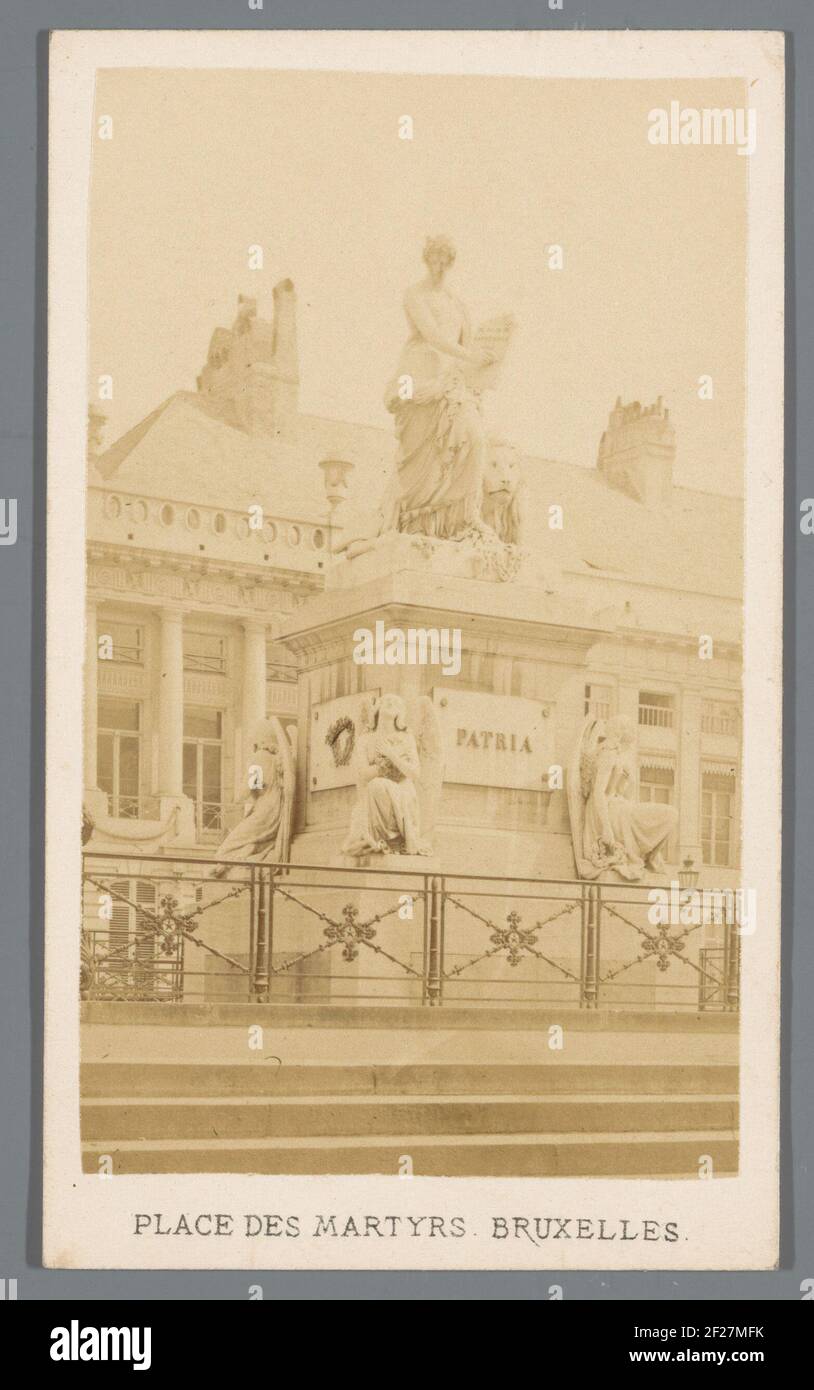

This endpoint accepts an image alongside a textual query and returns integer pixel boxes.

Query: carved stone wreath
[325,715,356,768]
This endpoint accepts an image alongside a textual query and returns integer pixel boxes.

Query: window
[702,699,740,736]
[267,662,298,685]
[638,691,675,729]
[639,764,674,806]
[268,684,298,714]
[107,878,132,972]
[701,770,736,867]
[639,763,677,859]
[97,697,141,818]
[183,707,224,836]
[266,640,298,685]
[97,620,143,665]
[584,683,613,721]
[109,878,155,963]
[183,631,227,674]
[103,879,181,1000]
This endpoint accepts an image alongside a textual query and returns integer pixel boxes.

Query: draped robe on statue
[342,730,425,857]
[382,289,487,540]
[569,717,678,882]
[342,694,443,859]
[581,759,677,880]
[211,745,290,872]
[585,758,677,880]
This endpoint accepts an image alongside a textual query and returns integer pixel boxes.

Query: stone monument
[269,238,619,999]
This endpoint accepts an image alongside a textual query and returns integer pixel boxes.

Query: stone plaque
[309,689,380,792]
[432,688,553,790]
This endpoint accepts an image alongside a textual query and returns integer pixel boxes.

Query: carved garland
[325,715,356,768]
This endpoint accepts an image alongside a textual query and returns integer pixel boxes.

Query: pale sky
[90,69,747,495]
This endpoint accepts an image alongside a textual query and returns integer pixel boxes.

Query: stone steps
[81,1130,739,1177]
[82,1001,739,1033]
[81,1001,739,1178]
[80,1061,738,1098]
[82,1022,738,1066]
[81,1092,738,1141]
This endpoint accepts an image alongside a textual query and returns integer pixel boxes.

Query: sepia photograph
[44,29,784,1271]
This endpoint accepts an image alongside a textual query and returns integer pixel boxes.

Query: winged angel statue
[342,693,444,857]
[211,715,295,876]
[567,714,677,882]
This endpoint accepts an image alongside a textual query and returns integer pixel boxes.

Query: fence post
[248,865,257,996]
[724,907,741,1012]
[425,874,444,1007]
[253,867,272,1002]
[580,883,601,1009]
[421,875,430,1006]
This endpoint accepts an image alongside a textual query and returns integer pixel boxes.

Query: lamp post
[678,853,699,895]
[318,457,355,556]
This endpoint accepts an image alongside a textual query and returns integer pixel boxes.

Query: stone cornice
[281,610,609,674]
[87,544,320,622]
[280,569,611,649]
[613,625,742,659]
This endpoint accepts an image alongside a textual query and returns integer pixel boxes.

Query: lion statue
[333,437,524,564]
[481,440,523,545]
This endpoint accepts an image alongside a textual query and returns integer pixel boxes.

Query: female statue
[568,715,678,881]
[211,715,295,876]
[381,235,497,540]
[342,694,430,857]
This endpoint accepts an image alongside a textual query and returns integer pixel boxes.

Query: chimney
[87,402,107,461]
[597,396,676,508]
[197,281,300,437]
[270,278,299,413]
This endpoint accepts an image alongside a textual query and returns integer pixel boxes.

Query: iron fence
[80,852,741,1012]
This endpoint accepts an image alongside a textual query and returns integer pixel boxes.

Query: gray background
[0,0,807,1301]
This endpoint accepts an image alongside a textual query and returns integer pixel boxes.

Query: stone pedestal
[313,857,440,1005]
[278,532,613,882]
[82,784,196,852]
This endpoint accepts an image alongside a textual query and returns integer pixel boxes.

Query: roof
[94,391,393,521]
[93,392,743,601]
[517,456,742,599]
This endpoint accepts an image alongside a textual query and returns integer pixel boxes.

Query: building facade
[84,290,743,893]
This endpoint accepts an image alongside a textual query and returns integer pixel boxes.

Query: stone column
[241,619,268,791]
[84,598,98,789]
[678,686,703,862]
[617,681,640,728]
[157,608,184,797]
